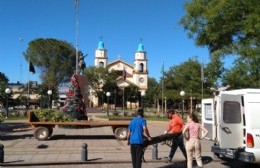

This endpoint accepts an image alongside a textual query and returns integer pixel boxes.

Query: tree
[181,0,259,55]
[83,66,118,106]
[223,53,260,89]
[180,0,260,88]
[144,77,160,108]
[62,73,87,120]
[124,84,140,107]
[0,72,9,106]
[204,55,225,92]
[24,38,77,88]
[163,58,204,108]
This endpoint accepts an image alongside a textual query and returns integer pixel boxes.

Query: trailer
[27,111,130,141]
[201,89,260,164]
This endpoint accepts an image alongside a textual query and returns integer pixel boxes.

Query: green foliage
[163,58,203,99]
[144,77,160,107]
[33,109,73,122]
[181,0,259,55]
[223,54,260,89]
[0,113,4,122]
[24,38,77,87]
[124,85,139,102]
[180,0,260,88]
[83,66,119,105]
[0,72,9,105]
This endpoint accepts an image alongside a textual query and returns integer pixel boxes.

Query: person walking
[164,109,187,163]
[182,113,208,168]
[127,108,152,168]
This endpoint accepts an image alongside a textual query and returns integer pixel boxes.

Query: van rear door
[201,98,215,140]
[244,93,260,161]
[219,94,243,148]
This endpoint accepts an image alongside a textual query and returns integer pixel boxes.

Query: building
[90,40,148,107]
[7,81,40,108]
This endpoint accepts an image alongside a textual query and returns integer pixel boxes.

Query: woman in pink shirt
[182,113,208,168]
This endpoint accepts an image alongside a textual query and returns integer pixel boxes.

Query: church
[89,40,148,107]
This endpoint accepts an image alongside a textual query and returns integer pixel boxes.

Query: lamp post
[114,90,117,113]
[141,91,145,109]
[5,88,11,118]
[106,92,111,117]
[47,90,52,109]
[180,90,185,118]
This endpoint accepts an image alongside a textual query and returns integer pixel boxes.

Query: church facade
[90,40,148,107]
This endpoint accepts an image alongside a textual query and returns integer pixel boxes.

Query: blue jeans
[168,134,187,160]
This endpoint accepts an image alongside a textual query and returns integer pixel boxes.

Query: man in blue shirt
[127,108,152,168]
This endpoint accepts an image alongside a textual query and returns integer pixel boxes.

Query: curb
[1,159,169,167]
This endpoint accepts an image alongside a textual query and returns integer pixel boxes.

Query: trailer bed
[27,111,130,141]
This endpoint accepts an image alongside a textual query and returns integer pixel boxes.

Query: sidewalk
[0,118,214,167]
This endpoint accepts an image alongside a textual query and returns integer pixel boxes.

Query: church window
[139,63,144,72]
[99,62,104,67]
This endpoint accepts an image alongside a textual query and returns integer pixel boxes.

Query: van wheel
[34,127,50,141]
[114,127,128,140]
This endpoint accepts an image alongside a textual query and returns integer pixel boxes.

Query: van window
[223,101,241,123]
[204,103,212,120]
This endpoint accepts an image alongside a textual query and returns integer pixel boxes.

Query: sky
[0,0,211,84]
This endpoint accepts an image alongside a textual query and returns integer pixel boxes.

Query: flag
[29,61,35,74]
[201,61,204,82]
[122,67,126,80]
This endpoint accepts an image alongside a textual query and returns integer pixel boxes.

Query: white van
[201,89,260,163]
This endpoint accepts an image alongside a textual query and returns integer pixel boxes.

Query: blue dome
[137,43,144,52]
[98,41,105,49]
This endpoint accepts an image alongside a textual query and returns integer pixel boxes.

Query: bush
[34,109,73,122]
[0,113,4,122]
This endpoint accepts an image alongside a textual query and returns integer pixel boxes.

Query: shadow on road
[0,134,33,141]
[220,160,260,168]
[49,134,116,140]
[158,156,213,168]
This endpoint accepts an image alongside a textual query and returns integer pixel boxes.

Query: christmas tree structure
[63,72,88,120]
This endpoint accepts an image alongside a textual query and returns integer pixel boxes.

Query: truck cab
[201,89,260,163]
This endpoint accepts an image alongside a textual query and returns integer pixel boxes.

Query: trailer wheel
[34,127,50,141]
[114,127,128,140]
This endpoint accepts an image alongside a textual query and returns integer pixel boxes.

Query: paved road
[1,112,260,168]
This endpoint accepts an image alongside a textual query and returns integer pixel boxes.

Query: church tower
[133,42,148,91]
[94,40,108,68]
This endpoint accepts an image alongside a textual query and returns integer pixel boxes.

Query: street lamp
[114,90,117,113]
[106,92,111,117]
[180,90,185,118]
[141,91,145,109]
[47,90,52,108]
[5,88,11,118]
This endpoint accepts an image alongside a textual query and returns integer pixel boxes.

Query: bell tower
[94,40,107,68]
[133,42,148,91]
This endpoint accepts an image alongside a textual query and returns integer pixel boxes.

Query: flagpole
[28,58,30,108]
[75,0,79,74]
[201,59,204,100]
[122,66,126,117]
[161,62,164,117]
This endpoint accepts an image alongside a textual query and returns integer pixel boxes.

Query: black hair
[167,109,176,114]
[137,108,144,117]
